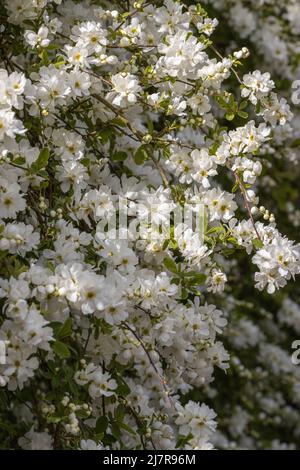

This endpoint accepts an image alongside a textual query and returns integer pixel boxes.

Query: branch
[122,322,175,409]
[92,93,170,188]
[232,168,262,241]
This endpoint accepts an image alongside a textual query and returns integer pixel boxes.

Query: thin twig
[209,44,243,85]
[122,322,175,409]
[92,94,170,187]
[232,168,262,241]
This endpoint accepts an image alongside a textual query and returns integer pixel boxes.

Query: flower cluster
[202,0,300,450]
[0,0,299,451]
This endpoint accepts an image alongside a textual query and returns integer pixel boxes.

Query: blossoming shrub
[0,0,299,450]
[193,0,300,450]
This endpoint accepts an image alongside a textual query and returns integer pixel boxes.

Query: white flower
[207,268,227,293]
[107,73,141,108]
[261,93,293,127]
[157,31,207,79]
[204,187,237,222]
[71,21,107,53]
[175,400,217,440]
[285,4,300,35]
[65,45,90,68]
[97,239,138,274]
[56,160,88,193]
[4,350,39,390]
[0,179,26,218]
[198,58,232,88]
[242,70,274,105]
[28,65,71,111]
[229,5,256,39]
[278,299,300,335]
[55,264,107,314]
[75,363,117,399]
[80,439,105,450]
[190,149,217,188]
[3,138,39,166]
[231,157,262,185]
[153,0,190,34]
[24,26,50,48]
[0,109,25,140]
[187,93,211,116]
[165,146,194,184]
[88,370,118,398]
[223,121,270,156]
[19,307,53,350]
[175,224,211,266]
[18,428,53,450]
[253,237,300,294]
[0,70,27,109]
[69,70,91,97]
[0,223,40,255]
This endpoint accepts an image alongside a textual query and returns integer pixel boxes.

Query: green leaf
[163,256,178,274]
[46,261,55,273]
[13,157,26,165]
[39,48,49,66]
[54,60,65,69]
[76,409,90,419]
[47,44,59,51]
[46,415,63,424]
[112,151,127,162]
[192,274,207,284]
[237,111,248,119]
[115,404,126,421]
[52,341,71,359]
[239,100,248,110]
[37,169,48,178]
[81,158,90,167]
[147,120,154,133]
[181,288,189,300]
[116,378,130,397]
[57,318,73,340]
[111,422,121,439]
[222,248,236,257]
[176,433,193,448]
[95,416,108,433]
[231,182,239,193]
[291,138,300,148]
[252,238,263,250]
[225,113,235,121]
[0,390,8,408]
[215,95,229,109]
[134,146,148,165]
[31,148,50,171]
[162,239,169,250]
[119,421,136,436]
[206,226,225,235]
[184,273,207,286]
[227,237,238,244]
[169,239,178,249]
[111,117,127,127]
